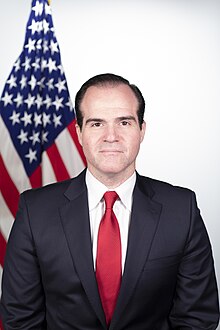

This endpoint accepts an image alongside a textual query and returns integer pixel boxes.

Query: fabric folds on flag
[0,0,86,294]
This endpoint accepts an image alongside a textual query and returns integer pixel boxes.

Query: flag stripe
[29,165,42,188]
[0,193,14,241]
[42,152,57,185]
[0,265,2,301]
[46,143,70,181]
[0,231,7,267]
[55,123,85,177]
[0,155,20,218]
[42,151,57,185]
[67,120,87,166]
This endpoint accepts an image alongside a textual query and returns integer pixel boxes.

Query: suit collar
[60,169,107,329]
[64,169,87,201]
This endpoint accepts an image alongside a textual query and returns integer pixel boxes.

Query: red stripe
[29,164,42,188]
[46,143,70,181]
[67,120,87,166]
[0,230,7,267]
[0,317,3,330]
[0,154,20,218]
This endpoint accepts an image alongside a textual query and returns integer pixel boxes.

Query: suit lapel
[110,175,162,330]
[59,171,106,329]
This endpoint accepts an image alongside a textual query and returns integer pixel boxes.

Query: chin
[99,164,128,176]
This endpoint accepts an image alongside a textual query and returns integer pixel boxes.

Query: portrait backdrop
[0,1,219,326]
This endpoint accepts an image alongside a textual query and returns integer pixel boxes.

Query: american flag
[0,0,86,298]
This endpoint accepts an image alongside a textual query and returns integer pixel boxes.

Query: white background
[0,0,219,325]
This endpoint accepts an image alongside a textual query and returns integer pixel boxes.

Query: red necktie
[96,191,122,326]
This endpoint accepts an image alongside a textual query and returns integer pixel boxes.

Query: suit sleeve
[1,193,46,330]
[169,192,219,329]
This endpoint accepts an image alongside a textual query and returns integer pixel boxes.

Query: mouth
[99,150,123,153]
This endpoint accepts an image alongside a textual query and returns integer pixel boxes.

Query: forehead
[80,84,138,114]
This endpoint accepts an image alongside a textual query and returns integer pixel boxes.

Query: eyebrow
[85,118,105,125]
[85,116,137,125]
[117,116,136,122]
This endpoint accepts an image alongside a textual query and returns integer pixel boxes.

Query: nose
[103,124,119,142]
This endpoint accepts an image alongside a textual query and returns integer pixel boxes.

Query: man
[1,73,219,329]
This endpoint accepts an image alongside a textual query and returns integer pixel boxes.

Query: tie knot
[103,191,118,210]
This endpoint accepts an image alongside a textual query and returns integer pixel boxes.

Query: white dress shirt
[86,169,136,273]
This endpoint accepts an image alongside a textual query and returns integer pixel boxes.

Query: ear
[140,120,146,143]
[75,123,82,146]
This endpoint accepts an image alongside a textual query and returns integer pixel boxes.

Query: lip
[99,150,123,153]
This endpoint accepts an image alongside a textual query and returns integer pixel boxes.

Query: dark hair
[74,73,145,129]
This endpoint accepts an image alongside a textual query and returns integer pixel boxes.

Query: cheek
[81,137,96,155]
[128,136,142,152]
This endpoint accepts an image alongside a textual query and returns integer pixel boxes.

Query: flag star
[14,92,23,108]
[28,75,37,91]
[35,94,43,109]
[32,57,41,71]
[55,78,66,93]
[22,56,31,71]
[34,112,42,127]
[46,78,54,91]
[25,148,37,164]
[41,58,48,71]
[20,74,28,89]
[14,58,21,72]
[7,74,17,89]
[24,93,35,109]
[37,77,45,90]
[47,58,57,73]
[42,130,49,143]
[43,40,49,53]
[43,95,52,109]
[50,40,59,55]
[53,95,64,111]
[36,39,42,50]
[45,3,52,16]
[28,19,39,34]
[30,130,41,145]
[32,1,43,16]
[43,112,51,127]
[17,129,28,144]
[57,64,64,75]
[21,111,32,126]
[66,98,73,112]
[25,38,36,53]
[43,19,50,34]
[53,113,62,128]
[9,111,20,125]
[1,91,13,106]
[38,21,43,33]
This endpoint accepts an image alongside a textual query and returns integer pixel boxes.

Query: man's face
[76,84,146,185]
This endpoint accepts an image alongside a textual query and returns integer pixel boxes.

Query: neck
[88,168,136,189]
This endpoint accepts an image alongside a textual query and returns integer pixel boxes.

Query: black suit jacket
[1,170,219,329]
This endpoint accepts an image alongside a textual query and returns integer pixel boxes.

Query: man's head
[75,73,145,130]
[75,73,146,187]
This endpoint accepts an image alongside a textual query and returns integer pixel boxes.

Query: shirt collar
[86,169,136,212]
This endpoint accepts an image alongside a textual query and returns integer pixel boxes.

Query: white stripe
[42,150,57,186]
[0,117,31,193]
[55,128,85,178]
[0,192,14,241]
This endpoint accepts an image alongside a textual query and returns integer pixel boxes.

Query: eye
[120,120,130,126]
[91,122,103,127]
